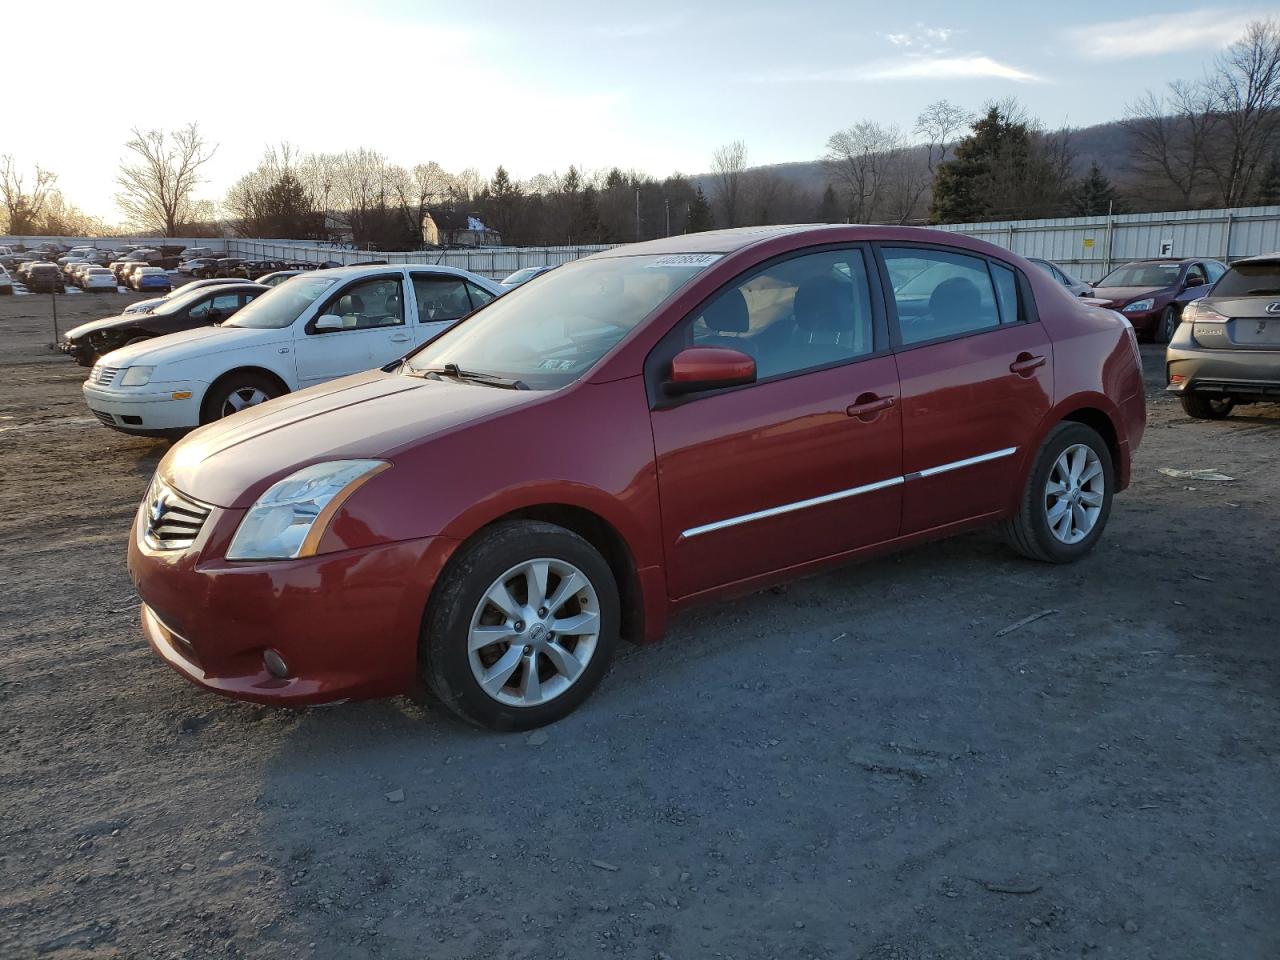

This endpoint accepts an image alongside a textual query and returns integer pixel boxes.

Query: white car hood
[99,324,289,369]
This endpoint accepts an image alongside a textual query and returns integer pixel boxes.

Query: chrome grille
[91,364,121,386]
[143,480,211,550]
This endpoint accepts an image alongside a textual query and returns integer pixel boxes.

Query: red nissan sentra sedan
[129,225,1146,730]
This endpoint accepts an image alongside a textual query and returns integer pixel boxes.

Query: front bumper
[1119,307,1160,335]
[129,498,456,705]
[1166,341,1280,402]
[82,379,204,434]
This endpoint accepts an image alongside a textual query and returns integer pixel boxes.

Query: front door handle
[846,394,896,420]
[1010,353,1046,377]
[390,334,411,343]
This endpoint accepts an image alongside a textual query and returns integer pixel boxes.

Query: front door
[877,244,1053,534]
[292,274,412,386]
[648,246,903,600]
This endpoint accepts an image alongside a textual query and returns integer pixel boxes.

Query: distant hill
[691,118,1139,198]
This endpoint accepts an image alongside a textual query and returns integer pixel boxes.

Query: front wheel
[201,372,282,423]
[1004,422,1114,563]
[1159,305,1179,343]
[1180,394,1234,419]
[421,520,620,730]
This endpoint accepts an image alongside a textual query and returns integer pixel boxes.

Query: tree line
[2,18,1275,243]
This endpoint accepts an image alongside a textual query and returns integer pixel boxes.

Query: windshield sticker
[650,253,723,269]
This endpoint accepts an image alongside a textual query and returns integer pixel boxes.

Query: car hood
[64,313,142,340]
[160,370,545,508]
[1091,285,1170,305]
[98,324,287,368]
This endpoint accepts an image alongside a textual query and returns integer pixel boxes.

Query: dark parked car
[126,224,1145,729]
[179,257,220,277]
[1166,253,1280,419]
[1027,258,1092,298]
[1092,257,1226,342]
[61,282,266,365]
[22,262,66,293]
[501,264,557,288]
[213,258,246,278]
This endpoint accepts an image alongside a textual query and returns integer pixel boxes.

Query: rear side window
[882,247,1000,345]
[413,275,474,323]
[990,263,1020,324]
[1210,262,1280,298]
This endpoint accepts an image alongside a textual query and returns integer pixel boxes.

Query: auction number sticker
[650,253,723,268]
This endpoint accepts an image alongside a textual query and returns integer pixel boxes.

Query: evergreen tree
[817,184,842,223]
[686,187,714,232]
[1070,161,1122,216]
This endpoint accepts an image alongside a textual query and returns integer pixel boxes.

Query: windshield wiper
[417,363,530,390]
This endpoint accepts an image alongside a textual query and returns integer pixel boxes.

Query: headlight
[120,366,156,386]
[1121,298,1155,313]
[226,460,390,561]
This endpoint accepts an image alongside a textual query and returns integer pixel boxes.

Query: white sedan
[80,267,118,291]
[82,264,502,436]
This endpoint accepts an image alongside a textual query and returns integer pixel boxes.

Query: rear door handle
[390,334,411,343]
[846,394,896,419]
[1009,353,1046,376]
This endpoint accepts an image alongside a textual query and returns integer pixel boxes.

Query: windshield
[150,284,219,315]
[1099,262,1182,287]
[504,267,541,284]
[405,254,718,389]
[1209,262,1280,298]
[224,275,337,329]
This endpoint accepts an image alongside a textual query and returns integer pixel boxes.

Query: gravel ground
[2,290,1278,960]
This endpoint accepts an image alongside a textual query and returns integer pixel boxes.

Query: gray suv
[1166,253,1280,419]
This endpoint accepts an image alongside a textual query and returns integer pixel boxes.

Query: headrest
[929,277,980,316]
[794,275,849,333]
[702,288,749,333]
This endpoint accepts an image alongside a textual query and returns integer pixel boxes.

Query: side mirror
[1185,275,1205,288]
[666,347,756,395]
[314,313,344,332]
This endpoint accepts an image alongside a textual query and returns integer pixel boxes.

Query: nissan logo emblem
[1267,302,1280,315]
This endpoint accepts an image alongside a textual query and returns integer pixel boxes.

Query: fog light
[263,649,290,678]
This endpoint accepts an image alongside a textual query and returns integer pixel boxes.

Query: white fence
[933,205,1280,283]
[6,204,1279,283]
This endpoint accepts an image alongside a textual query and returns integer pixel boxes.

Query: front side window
[882,247,1000,345]
[685,248,875,380]
[405,254,714,389]
[315,277,405,332]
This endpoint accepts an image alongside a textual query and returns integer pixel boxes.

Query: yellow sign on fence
[1082,238,1095,249]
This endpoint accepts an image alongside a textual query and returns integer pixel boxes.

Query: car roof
[307,263,487,281]
[1229,252,1280,266]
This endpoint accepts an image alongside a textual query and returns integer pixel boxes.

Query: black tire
[1159,305,1179,343]
[1180,394,1234,419]
[200,371,283,423]
[421,520,620,731]
[1004,421,1115,564]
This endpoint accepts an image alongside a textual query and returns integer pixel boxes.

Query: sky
[3,0,1271,223]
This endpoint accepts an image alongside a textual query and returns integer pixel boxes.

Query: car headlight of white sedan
[120,366,157,386]
[227,460,390,561]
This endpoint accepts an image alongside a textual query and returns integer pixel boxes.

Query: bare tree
[916,100,972,174]
[1,156,57,235]
[824,122,905,222]
[116,123,216,236]
[711,141,747,227]
[1205,18,1280,206]
[1124,83,1219,207]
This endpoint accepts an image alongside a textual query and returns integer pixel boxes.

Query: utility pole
[634,187,641,241]
[664,199,670,237]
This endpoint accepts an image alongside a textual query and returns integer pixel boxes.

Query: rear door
[292,273,411,386]
[648,245,902,599]
[410,273,485,344]
[877,244,1052,535]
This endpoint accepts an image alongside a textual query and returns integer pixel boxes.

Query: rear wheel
[421,520,620,730]
[201,372,283,423]
[1004,422,1114,563]
[1180,394,1234,419]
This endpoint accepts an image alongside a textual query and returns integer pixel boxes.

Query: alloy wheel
[1044,443,1105,545]
[467,558,601,707]
[220,386,271,417]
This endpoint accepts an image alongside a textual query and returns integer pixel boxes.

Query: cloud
[1067,7,1263,58]
[882,26,955,49]
[752,54,1041,85]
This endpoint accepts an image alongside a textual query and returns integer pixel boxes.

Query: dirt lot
[1,288,1277,960]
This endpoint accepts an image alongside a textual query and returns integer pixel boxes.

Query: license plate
[1229,318,1280,346]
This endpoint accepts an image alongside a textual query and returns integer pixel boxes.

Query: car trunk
[1194,296,1280,349]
